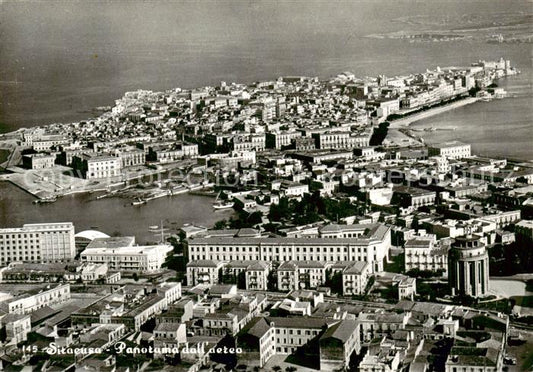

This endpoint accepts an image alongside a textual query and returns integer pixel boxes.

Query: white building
[280,180,309,198]
[428,141,471,159]
[313,131,370,150]
[22,153,56,169]
[3,313,32,345]
[188,224,391,272]
[398,277,416,301]
[80,238,172,272]
[335,261,371,296]
[4,284,71,315]
[245,261,270,291]
[404,236,448,276]
[270,317,328,355]
[0,222,76,265]
[277,261,326,291]
[153,322,187,358]
[72,153,122,179]
[186,260,224,286]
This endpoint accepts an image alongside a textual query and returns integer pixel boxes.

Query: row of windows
[191,254,372,262]
[1,246,36,250]
[0,233,35,238]
[191,245,369,254]
[83,256,145,261]
[275,328,318,336]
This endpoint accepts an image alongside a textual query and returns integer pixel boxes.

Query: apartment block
[0,222,76,265]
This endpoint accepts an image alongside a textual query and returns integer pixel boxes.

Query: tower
[448,235,489,298]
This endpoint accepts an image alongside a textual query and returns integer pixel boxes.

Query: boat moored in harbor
[132,198,146,206]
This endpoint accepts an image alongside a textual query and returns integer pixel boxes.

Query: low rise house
[2,313,31,345]
[79,323,126,349]
[398,277,417,301]
[3,284,71,315]
[153,322,187,358]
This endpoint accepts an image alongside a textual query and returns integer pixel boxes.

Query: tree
[213,219,227,230]
[326,271,343,295]
[167,236,184,254]
[267,270,278,291]
[369,121,390,146]
[412,216,420,230]
[268,197,291,222]
[248,211,263,226]
[468,87,481,97]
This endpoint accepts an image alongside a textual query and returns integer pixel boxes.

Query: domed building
[448,235,489,298]
[74,229,110,254]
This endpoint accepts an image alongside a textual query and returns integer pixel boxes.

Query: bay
[0,182,233,243]
[0,0,531,234]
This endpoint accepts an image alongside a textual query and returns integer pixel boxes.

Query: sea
[0,0,531,238]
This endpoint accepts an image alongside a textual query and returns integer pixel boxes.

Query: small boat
[213,201,234,210]
[33,197,57,204]
[213,191,234,210]
[131,198,146,206]
[149,225,159,230]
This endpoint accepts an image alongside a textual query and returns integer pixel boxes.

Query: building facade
[5,284,71,315]
[187,224,391,272]
[80,244,172,272]
[72,154,122,179]
[404,237,448,275]
[186,260,224,286]
[22,153,56,169]
[0,222,76,265]
[428,141,471,159]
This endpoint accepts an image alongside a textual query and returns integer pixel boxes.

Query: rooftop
[85,236,135,249]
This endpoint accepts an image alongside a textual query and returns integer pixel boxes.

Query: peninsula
[0,58,520,202]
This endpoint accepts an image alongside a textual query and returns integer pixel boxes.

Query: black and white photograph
[0,0,532,371]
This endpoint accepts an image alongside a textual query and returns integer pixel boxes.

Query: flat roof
[86,236,135,249]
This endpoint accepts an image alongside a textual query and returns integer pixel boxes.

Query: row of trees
[268,193,366,226]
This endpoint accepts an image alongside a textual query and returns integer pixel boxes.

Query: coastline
[388,97,480,129]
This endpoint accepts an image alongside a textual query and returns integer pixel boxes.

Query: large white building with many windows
[0,223,76,265]
[187,224,391,272]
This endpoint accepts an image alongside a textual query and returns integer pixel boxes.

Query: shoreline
[388,96,480,129]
